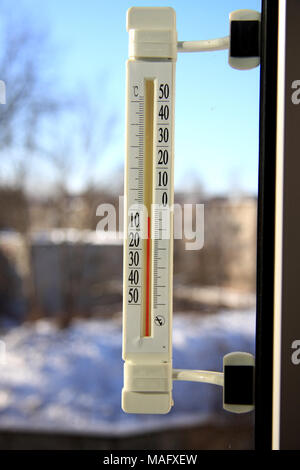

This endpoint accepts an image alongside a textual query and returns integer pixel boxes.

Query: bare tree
[0,11,68,184]
[0,4,73,321]
[0,4,119,324]
[0,4,118,205]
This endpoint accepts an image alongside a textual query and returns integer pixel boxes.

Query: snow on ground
[0,310,255,436]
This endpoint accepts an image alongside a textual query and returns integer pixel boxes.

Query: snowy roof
[31,229,123,246]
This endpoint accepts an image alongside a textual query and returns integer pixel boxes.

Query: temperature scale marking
[124,60,175,356]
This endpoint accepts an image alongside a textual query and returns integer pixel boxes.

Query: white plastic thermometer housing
[122,7,177,414]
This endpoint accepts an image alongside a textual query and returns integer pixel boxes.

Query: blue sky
[19,0,261,195]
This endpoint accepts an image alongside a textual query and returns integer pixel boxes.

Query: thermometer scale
[126,67,174,340]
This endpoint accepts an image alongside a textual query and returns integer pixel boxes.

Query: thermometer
[122,6,259,415]
[122,7,177,414]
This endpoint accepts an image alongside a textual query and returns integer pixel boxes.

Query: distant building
[174,195,257,291]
